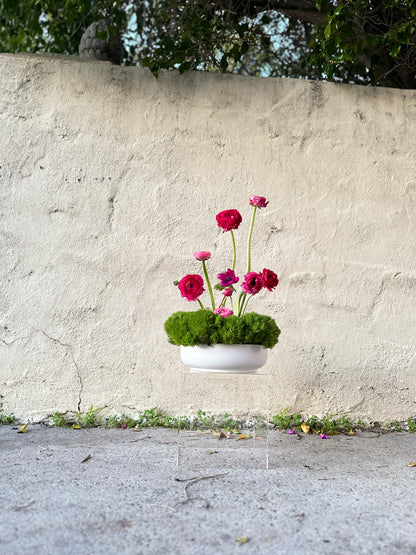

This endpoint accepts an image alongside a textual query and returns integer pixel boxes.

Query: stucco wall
[1,53,415,422]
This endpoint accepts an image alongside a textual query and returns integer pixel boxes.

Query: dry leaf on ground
[301,423,310,434]
[17,424,28,434]
[406,462,416,467]
[235,535,249,545]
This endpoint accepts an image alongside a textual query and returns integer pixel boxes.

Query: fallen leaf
[406,462,416,467]
[81,454,91,463]
[72,424,81,429]
[301,423,310,434]
[238,433,251,440]
[235,535,249,546]
[17,423,28,434]
[348,430,356,435]
[208,451,218,455]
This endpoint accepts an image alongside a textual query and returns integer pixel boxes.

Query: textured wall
[1,53,415,422]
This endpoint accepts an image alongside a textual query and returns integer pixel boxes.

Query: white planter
[180,344,268,374]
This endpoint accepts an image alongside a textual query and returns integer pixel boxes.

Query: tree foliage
[1,0,415,88]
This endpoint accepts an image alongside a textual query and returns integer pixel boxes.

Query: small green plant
[293,413,302,426]
[407,418,416,433]
[52,412,70,427]
[271,407,292,429]
[0,411,16,425]
[220,413,239,431]
[334,415,354,432]
[74,405,102,428]
[305,415,319,429]
[197,410,216,429]
[321,414,339,435]
[105,414,122,428]
[356,419,365,431]
[390,420,403,432]
[134,408,164,427]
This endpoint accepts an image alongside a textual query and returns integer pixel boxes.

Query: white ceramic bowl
[180,344,268,374]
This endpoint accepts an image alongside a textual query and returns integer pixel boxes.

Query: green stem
[237,292,246,317]
[246,206,257,273]
[197,299,204,310]
[202,260,215,311]
[230,230,236,271]
[242,294,253,315]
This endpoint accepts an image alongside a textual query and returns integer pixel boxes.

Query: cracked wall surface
[0,53,415,422]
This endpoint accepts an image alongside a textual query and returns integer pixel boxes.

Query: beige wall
[1,53,415,423]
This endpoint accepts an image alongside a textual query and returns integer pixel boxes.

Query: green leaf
[162,36,174,50]
[237,23,249,39]
[240,41,249,55]
[220,54,228,71]
[324,23,332,40]
[178,61,192,73]
[229,44,241,62]
[390,43,401,57]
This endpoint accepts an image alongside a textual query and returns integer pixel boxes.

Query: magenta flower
[218,268,239,287]
[321,434,329,439]
[249,195,269,208]
[222,287,233,297]
[214,307,233,318]
[287,429,295,435]
[121,422,127,429]
[194,251,211,261]
[178,274,205,301]
[261,268,279,291]
[241,272,263,295]
[216,209,242,232]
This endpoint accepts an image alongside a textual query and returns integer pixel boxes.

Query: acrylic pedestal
[177,369,270,470]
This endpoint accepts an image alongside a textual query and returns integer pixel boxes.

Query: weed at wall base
[1,407,416,434]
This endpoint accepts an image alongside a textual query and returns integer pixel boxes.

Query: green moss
[164,309,281,349]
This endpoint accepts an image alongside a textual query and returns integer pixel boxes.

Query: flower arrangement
[164,196,281,349]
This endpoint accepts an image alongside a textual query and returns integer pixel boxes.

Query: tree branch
[212,0,326,24]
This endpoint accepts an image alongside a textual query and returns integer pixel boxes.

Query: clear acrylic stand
[177,370,270,470]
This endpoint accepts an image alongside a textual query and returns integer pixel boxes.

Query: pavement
[0,424,415,555]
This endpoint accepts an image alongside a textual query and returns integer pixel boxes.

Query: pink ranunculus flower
[214,307,233,318]
[178,274,205,301]
[194,251,211,261]
[222,287,233,297]
[216,209,242,232]
[249,195,269,208]
[261,268,279,291]
[241,272,264,295]
[218,268,239,287]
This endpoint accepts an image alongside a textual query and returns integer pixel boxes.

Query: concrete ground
[0,425,415,555]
